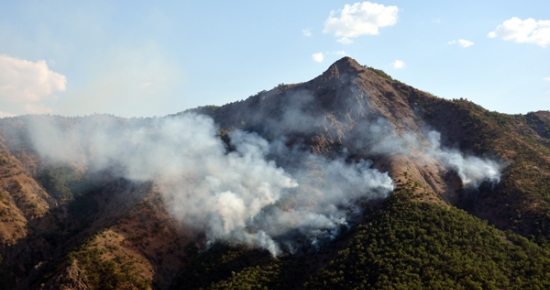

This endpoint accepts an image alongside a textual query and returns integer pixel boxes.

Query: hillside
[0,57,550,289]
[188,57,550,243]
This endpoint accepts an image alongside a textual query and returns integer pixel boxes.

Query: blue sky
[0,1,549,118]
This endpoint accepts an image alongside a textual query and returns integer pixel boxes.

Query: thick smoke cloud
[24,83,503,255]
[26,113,394,256]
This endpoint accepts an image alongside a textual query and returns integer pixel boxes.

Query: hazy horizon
[0,1,548,118]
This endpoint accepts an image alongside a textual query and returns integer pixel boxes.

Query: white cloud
[0,111,16,118]
[140,82,153,88]
[323,2,398,44]
[24,103,54,114]
[0,55,66,103]
[311,51,348,63]
[488,17,550,47]
[448,39,474,48]
[312,52,325,63]
[337,38,354,45]
[545,77,550,81]
[391,59,406,69]
[302,28,312,37]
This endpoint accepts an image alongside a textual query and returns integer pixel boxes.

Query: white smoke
[23,104,502,256]
[426,131,501,188]
[355,117,502,188]
[26,113,394,256]
[383,130,501,188]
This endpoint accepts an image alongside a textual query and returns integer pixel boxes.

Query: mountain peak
[318,56,364,83]
[331,56,363,70]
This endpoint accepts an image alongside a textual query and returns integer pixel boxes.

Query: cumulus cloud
[448,39,474,48]
[323,2,398,44]
[391,59,406,69]
[0,55,66,103]
[488,17,550,47]
[302,28,312,37]
[312,52,325,63]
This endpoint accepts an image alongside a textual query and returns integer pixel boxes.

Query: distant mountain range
[1,57,550,289]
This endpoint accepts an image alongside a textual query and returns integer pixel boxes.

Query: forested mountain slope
[189,57,550,244]
[0,57,549,289]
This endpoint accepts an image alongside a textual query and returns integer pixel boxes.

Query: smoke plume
[348,114,502,188]
[426,131,501,187]
[23,87,503,255]
[26,113,394,256]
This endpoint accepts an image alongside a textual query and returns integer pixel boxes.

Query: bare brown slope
[0,134,60,288]
[36,185,192,290]
[0,118,193,289]
[206,57,419,134]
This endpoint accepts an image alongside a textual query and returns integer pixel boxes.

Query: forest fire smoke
[27,113,394,256]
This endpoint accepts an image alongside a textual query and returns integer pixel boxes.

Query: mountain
[1,57,550,289]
